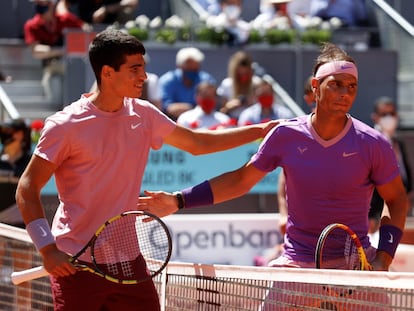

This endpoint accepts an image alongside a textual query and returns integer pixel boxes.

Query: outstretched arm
[139,161,267,217]
[164,120,280,156]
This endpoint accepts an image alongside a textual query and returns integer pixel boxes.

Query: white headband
[314,61,358,80]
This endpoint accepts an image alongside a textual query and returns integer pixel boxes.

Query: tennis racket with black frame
[11,210,172,285]
[315,223,372,271]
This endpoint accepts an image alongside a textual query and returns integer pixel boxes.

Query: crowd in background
[15,0,375,110]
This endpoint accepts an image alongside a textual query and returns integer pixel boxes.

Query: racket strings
[91,213,170,281]
[320,228,361,270]
[92,214,141,280]
[133,215,171,274]
[344,234,360,270]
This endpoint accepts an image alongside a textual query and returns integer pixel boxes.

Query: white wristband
[26,218,55,251]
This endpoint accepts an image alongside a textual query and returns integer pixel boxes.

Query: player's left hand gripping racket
[315,223,372,271]
[11,210,172,285]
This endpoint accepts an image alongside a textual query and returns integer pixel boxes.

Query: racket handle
[11,266,48,285]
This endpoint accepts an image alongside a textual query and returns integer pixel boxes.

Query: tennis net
[1,222,414,311]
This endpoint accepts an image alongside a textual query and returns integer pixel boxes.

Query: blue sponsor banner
[143,142,281,193]
[41,142,280,195]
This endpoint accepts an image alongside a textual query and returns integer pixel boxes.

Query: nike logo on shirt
[342,151,358,158]
[131,123,142,130]
[298,146,308,154]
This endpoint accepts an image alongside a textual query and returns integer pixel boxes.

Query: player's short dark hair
[89,29,146,85]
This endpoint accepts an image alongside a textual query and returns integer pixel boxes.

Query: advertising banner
[163,213,283,266]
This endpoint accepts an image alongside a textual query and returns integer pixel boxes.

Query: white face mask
[378,115,398,137]
[223,5,241,20]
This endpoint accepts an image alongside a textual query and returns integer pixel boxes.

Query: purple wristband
[181,180,214,209]
[377,224,403,258]
[26,218,55,251]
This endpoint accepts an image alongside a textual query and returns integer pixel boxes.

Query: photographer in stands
[0,119,32,228]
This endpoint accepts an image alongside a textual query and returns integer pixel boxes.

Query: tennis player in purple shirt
[141,43,408,272]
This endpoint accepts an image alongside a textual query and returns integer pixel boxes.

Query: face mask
[237,73,251,84]
[199,98,216,114]
[378,115,398,136]
[223,5,241,20]
[35,4,50,14]
[258,95,274,109]
[183,70,199,83]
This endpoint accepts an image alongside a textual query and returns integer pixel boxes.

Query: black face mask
[34,4,50,14]
[0,128,15,146]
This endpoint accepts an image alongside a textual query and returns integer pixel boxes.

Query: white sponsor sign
[163,213,283,266]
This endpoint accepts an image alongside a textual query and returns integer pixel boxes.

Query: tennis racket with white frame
[11,210,172,285]
[315,223,372,271]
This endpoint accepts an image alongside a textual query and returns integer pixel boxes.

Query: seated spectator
[177,81,231,129]
[206,0,250,46]
[159,47,216,120]
[24,0,90,106]
[0,119,32,228]
[253,0,293,30]
[56,0,81,15]
[238,78,294,126]
[309,0,368,27]
[195,0,220,15]
[0,70,12,83]
[218,51,261,120]
[76,0,139,25]
[303,75,315,112]
[254,0,316,31]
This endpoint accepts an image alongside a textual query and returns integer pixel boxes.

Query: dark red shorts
[50,256,160,311]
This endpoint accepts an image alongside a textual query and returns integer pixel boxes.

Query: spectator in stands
[196,0,220,15]
[55,0,80,15]
[24,0,90,106]
[253,0,293,31]
[15,29,279,310]
[309,0,369,27]
[238,78,293,126]
[140,43,408,275]
[177,81,231,129]
[287,0,312,22]
[206,0,250,46]
[76,0,139,25]
[159,47,216,120]
[0,119,32,228]
[303,75,316,112]
[218,51,261,120]
[369,96,412,234]
[0,72,12,83]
